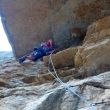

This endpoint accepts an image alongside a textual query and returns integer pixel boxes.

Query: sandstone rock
[22,73,54,85]
[84,28,110,45]
[75,16,110,75]
[43,47,77,69]
[1,0,110,57]
[86,16,110,35]
[58,68,77,77]
[84,16,110,45]
[0,59,80,88]
[21,67,79,85]
[0,60,49,88]
[76,39,110,75]
[74,47,84,67]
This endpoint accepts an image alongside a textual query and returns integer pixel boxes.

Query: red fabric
[46,39,53,47]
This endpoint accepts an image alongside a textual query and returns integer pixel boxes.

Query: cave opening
[0,17,13,63]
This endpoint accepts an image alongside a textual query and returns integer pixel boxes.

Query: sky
[0,17,12,51]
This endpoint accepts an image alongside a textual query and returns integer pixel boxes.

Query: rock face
[75,16,110,75]
[0,1,110,110]
[1,0,110,57]
[0,60,110,110]
[86,16,110,35]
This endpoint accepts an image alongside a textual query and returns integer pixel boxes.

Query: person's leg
[18,56,27,63]
[26,50,44,62]
[32,51,44,61]
[27,55,33,61]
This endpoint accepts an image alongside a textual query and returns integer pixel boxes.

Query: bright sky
[0,17,12,51]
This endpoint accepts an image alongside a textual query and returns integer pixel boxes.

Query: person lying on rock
[18,39,54,63]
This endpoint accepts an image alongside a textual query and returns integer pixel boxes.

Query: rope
[48,52,97,110]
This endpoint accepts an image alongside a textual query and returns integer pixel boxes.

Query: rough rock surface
[0,60,78,88]
[75,16,110,75]
[0,60,110,110]
[43,47,77,69]
[1,0,110,57]
[0,1,110,110]
[86,16,110,35]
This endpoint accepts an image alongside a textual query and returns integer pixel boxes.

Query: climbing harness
[48,52,97,110]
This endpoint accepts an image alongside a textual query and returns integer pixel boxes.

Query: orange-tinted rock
[43,47,78,69]
[86,16,110,35]
[75,16,110,74]
[74,47,84,67]
[84,29,110,45]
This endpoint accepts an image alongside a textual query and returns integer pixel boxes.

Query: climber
[18,39,54,63]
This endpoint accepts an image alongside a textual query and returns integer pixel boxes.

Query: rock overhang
[0,0,110,58]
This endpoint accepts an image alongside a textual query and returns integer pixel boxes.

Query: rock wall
[75,16,110,75]
[0,0,110,58]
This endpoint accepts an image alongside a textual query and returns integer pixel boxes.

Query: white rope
[48,52,97,110]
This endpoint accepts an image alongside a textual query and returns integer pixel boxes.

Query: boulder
[1,0,110,57]
[77,39,110,75]
[84,16,110,45]
[84,28,110,45]
[75,16,110,74]
[86,16,110,35]
[43,47,78,69]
